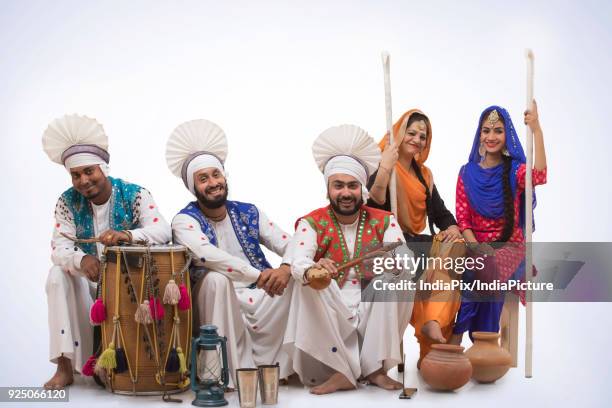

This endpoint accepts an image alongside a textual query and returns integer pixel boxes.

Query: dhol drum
[96,244,192,395]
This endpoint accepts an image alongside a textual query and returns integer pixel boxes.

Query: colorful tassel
[81,354,97,376]
[115,347,128,374]
[165,348,180,373]
[149,296,165,320]
[177,284,191,311]
[163,279,181,305]
[177,347,187,374]
[89,298,106,325]
[95,342,117,371]
[134,300,153,324]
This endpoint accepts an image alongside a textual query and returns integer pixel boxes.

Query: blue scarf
[460,106,536,231]
[61,177,142,256]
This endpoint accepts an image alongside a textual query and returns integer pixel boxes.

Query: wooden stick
[525,49,535,378]
[381,51,398,216]
[60,232,148,246]
[337,241,403,272]
[382,51,405,373]
[302,242,402,286]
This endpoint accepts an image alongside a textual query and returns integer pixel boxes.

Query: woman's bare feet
[366,368,403,390]
[310,372,355,395]
[44,356,74,390]
[422,320,446,343]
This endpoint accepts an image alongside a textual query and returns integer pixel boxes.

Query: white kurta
[284,213,414,387]
[47,188,171,371]
[172,208,294,387]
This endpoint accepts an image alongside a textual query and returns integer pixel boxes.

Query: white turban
[323,155,369,201]
[64,153,109,176]
[185,154,225,195]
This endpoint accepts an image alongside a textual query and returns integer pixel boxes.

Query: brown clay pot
[420,344,472,391]
[465,332,512,383]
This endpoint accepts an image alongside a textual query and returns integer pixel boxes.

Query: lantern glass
[196,344,223,385]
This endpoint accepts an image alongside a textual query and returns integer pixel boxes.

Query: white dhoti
[193,271,294,387]
[284,270,413,386]
[46,266,94,372]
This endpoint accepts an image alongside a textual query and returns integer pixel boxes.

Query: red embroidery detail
[249,297,253,303]
[227,267,233,272]
[149,205,154,209]
[153,218,159,223]
[352,279,358,285]
[300,242,304,246]
[201,236,206,240]
[282,235,287,239]
[55,223,60,228]
[391,223,396,227]
[269,222,273,226]
[189,225,194,229]
[252,325,258,330]
[302,228,307,232]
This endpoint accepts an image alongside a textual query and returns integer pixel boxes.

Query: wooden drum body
[100,245,192,395]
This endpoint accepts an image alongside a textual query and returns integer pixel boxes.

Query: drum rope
[145,248,166,389]
[118,252,140,387]
[107,249,122,390]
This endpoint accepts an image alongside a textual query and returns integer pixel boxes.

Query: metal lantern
[190,325,229,407]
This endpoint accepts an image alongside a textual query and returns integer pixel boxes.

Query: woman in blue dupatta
[451,102,548,343]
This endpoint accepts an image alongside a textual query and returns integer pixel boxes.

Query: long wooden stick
[525,49,535,379]
[381,52,398,216]
[382,51,405,374]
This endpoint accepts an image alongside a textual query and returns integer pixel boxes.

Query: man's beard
[196,184,229,209]
[329,194,363,216]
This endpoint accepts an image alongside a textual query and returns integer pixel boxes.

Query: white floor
[4,303,609,408]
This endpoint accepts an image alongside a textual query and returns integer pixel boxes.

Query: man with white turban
[166,119,294,388]
[42,114,171,389]
[284,125,414,394]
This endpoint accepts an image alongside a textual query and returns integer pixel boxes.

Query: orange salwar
[410,237,464,367]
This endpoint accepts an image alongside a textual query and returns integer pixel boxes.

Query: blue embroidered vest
[61,177,142,256]
[178,200,272,274]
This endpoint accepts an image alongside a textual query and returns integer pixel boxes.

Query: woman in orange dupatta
[367,109,462,368]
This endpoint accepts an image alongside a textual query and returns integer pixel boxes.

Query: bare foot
[449,333,463,345]
[422,320,446,343]
[310,372,355,395]
[44,356,74,390]
[366,368,403,390]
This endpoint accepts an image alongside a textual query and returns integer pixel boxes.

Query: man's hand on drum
[81,255,100,281]
[437,225,463,242]
[257,264,291,297]
[99,229,132,246]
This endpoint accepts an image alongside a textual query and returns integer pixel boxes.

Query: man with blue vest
[42,114,171,389]
[166,119,294,388]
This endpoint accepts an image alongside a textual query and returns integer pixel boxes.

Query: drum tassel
[163,279,181,305]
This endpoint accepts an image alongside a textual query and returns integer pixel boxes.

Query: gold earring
[479,142,486,159]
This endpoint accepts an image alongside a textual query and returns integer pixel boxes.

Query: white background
[0,1,610,406]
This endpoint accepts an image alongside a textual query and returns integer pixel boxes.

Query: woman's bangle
[379,165,392,174]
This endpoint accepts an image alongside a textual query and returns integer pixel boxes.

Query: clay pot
[465,332,512,383]
[420,344,472,391]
